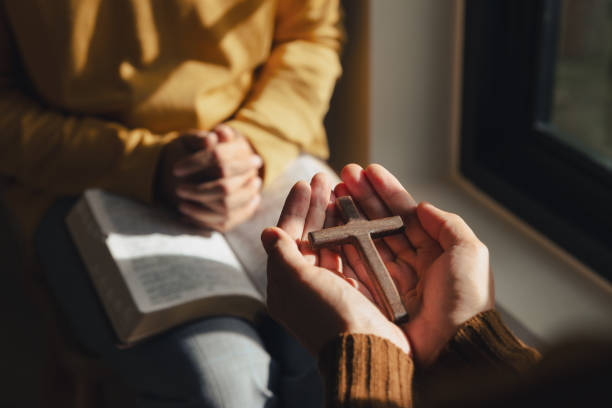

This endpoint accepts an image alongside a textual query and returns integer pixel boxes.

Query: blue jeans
[35,198,322,408]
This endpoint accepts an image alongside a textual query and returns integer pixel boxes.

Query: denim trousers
[35,198,323,408]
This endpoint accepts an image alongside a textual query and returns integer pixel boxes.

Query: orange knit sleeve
[317,311,541,407]
[433,309,541,375]
[415,309,542,405]
[319,333,414,408]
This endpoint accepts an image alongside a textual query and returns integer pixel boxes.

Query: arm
[0,6,175,202]
[227,0,343,183]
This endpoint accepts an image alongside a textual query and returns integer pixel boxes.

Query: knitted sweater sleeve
[318,333,414,408]
[318,310,541,408]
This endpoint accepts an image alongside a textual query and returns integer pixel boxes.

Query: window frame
[460,0,612,279]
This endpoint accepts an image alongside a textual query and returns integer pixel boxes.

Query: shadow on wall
[325,0,370,172]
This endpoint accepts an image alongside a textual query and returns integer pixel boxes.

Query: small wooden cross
[308,196,409,323]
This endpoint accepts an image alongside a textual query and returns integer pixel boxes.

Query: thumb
[261,226,283,254]
[416,202,478,250]
[261,227,307,272]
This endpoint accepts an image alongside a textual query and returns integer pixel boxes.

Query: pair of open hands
[157,124,263,231]
[262,164,494,366]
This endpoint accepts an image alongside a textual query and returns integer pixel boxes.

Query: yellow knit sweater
[0,0,342,239]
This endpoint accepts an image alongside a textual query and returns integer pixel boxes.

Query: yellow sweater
[0,0,342,239]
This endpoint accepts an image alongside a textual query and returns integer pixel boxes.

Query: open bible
[66,155,339,345]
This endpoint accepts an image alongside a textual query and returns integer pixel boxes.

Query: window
[460,0,612,279]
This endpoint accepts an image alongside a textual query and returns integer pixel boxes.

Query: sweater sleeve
[226,0,343,184]
[319,333,414,408]
[318,311,541,408]
[0,5,176,202]
[413,310,542,406]
[432,309,542,375]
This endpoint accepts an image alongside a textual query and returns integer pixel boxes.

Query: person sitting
[262,163,612,407]
[0,1,342,406]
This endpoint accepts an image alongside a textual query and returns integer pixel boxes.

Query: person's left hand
[262,173,411,356]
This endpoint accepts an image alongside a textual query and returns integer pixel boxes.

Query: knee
[124,317,279,408]
[183,318,279,407]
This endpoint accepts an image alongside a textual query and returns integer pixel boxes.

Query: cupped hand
[157,124,263,231]
[336,164,494,366]
[262,173,411,356]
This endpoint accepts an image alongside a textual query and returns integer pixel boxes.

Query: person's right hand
[336,164,494,367]
[157,124,263,231]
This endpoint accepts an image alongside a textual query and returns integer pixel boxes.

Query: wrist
[401,322,454,366]
[348,321,411,356]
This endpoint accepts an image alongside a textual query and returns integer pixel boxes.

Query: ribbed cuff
[319,333,414,408]
[437,310,541,374]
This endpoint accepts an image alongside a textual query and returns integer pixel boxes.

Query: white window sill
[401,175,612,346]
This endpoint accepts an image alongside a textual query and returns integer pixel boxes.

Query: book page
[86,190,200,237]
[225,155,340,297]
[85,191,262,313]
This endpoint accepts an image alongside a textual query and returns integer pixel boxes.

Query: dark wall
[325,0,370,172]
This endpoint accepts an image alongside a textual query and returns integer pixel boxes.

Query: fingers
[206,177,262,214]
[179,194,260,232]
[176,170,261,210]
[277,181,311,240]
[332,182,350,203]
[180,130,217,152]
[299,172,333,265]
[319,194,342,272]
[416,202,479,250]
[173,133,262,178]
[361,164,443,261]
[341,164,414,255]
[335,181,395,263]
[212,139,263,177]
[362,164,434,249]
[302,173,333,241]
[363,164,417,219]
[261,227,306,272]
[334,179,397,263]
[341,164,392,218]
[175,166,261,231]
[173,149,216,178]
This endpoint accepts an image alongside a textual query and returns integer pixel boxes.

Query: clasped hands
[262,164,494,366]
[157,124,263,231]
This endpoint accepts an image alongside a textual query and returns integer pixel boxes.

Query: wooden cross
[308,196,409,323]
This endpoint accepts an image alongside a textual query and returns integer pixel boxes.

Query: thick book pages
[66,155,339,345]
